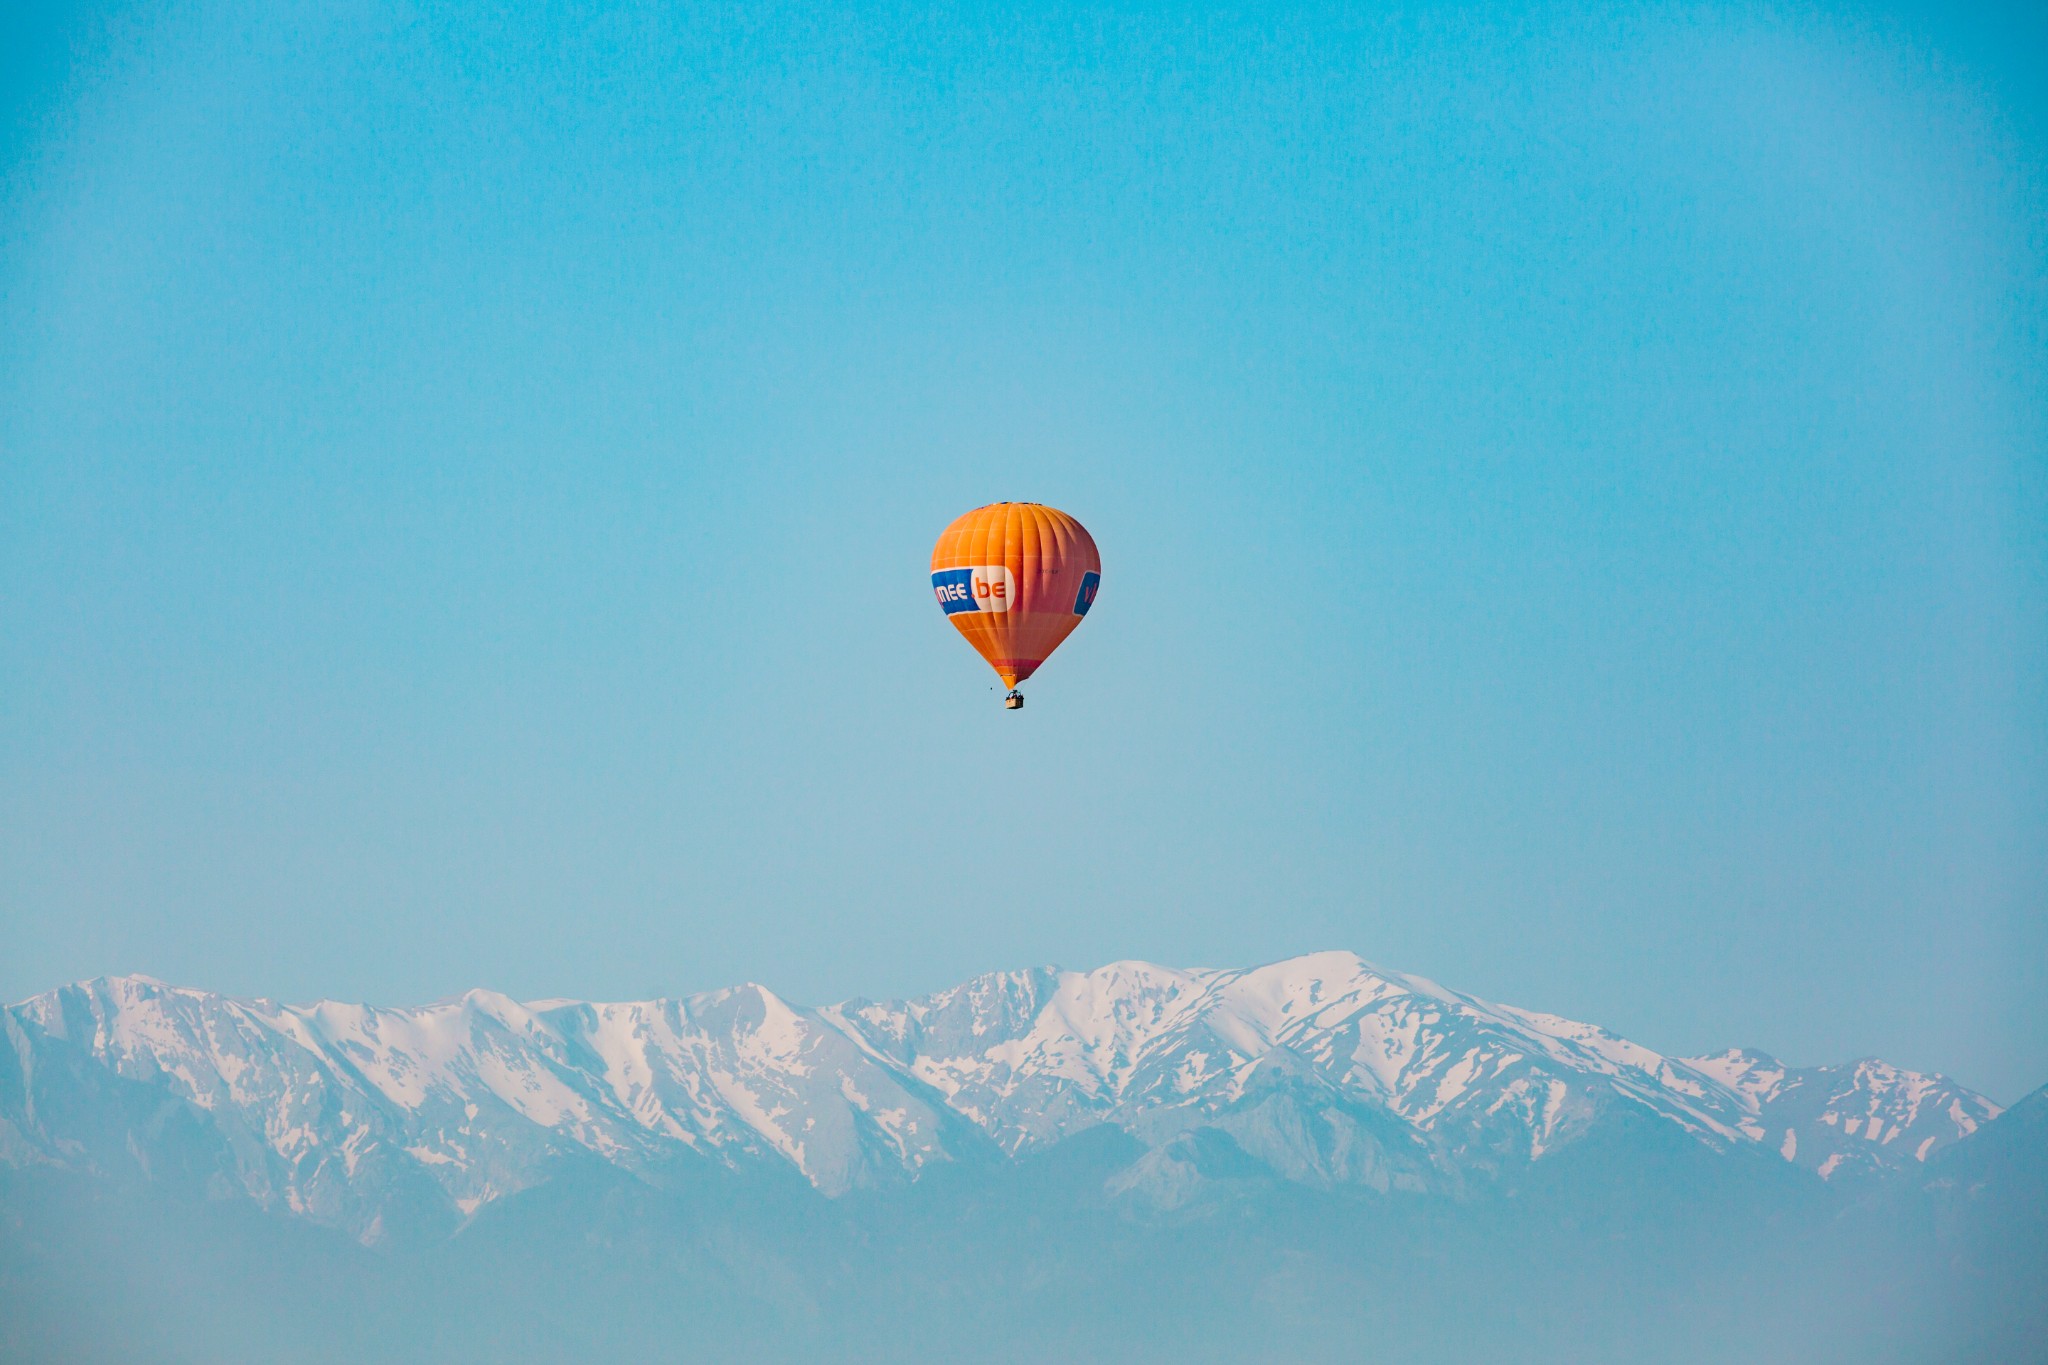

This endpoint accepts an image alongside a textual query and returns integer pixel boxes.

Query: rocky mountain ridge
[0,952,2000,1243]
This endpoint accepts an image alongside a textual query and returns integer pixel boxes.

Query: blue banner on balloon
[932,569,978,615]
[1073,571,1100,616]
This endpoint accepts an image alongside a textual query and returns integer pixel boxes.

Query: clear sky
[3,0,2043,1099]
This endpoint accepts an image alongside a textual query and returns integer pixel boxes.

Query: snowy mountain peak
[1677,1047,1997,1177]
[0,955,2002,1243]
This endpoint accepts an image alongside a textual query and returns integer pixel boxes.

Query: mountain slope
[0,953,2000,1242]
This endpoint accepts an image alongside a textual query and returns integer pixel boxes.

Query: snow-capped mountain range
[0,952,1998,1243]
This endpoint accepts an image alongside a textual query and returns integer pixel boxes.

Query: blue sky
[3,0,2043,1099]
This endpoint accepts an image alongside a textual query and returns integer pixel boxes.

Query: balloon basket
[1003,691,1025,710]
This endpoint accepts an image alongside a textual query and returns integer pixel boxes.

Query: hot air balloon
[930,502,1101,709]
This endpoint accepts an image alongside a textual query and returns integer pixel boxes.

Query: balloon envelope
[930,503,1101,688]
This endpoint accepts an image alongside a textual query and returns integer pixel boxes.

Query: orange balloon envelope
[931,503,1101,697]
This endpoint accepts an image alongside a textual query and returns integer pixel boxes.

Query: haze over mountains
[3,952,2040,1364]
